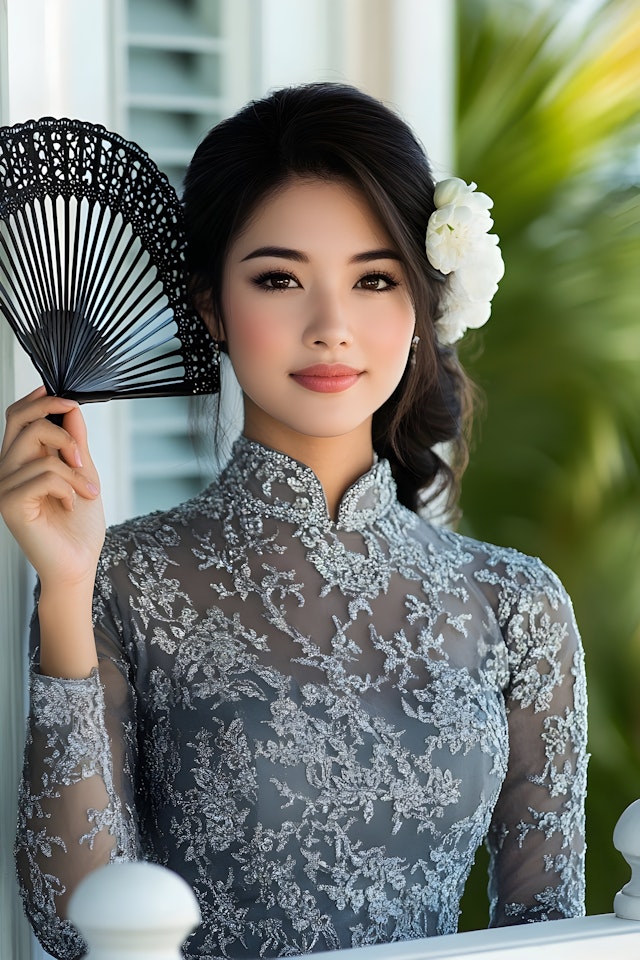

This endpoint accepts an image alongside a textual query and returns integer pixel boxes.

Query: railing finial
[614,799,640,921]
[68,860,201,959]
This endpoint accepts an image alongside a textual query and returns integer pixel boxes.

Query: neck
[242,425,375,522]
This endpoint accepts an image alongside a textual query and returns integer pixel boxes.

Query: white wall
[0,1,36,955]
[256,0,455,176]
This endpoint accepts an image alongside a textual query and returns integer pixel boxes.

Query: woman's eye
[253,271,300,291]
[356,273,399,291]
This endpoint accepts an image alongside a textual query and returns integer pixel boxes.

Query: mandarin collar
[218,436,396,533]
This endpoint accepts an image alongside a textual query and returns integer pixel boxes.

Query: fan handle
[44,388,68,427]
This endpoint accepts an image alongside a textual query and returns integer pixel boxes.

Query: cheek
[223,293,286,360]
[371,306,416,360]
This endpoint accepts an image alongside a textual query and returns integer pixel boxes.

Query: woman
[1,84,587,959]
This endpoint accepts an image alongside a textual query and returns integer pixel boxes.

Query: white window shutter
[112,0,249,518]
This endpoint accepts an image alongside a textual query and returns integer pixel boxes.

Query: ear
[191,288,226,343]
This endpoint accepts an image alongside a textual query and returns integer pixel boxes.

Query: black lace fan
[0,117,219,402]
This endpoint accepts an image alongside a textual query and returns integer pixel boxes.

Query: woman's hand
[0,386,106,678]
[0,386,105,588]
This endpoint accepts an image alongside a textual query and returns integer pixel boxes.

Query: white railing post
[614,799,640,921]
[68,861,201,960]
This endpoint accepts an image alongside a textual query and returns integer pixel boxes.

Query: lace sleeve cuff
[28,666,111,781]
[17,665,139,959]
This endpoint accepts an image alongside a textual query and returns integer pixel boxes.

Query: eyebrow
[239,245,403,264]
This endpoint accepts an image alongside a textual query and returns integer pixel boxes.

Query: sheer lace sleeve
[15,555,140,960]
[486,560,588,925]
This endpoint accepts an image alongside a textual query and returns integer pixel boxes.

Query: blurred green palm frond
[454,0,640,926]
[458,0,640,227]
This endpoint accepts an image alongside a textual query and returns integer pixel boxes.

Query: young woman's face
[220,177,416,452]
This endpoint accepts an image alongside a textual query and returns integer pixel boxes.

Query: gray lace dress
[16,437,587,960]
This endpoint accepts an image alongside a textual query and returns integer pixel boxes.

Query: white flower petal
[463,190,494,212]
[433,177,471,207]
[427,176,504,343]
[437,290,492,343]
[450,242,505,301]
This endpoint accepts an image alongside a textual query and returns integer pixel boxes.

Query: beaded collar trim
[217,437,397,533]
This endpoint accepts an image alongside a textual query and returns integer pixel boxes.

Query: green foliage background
[453,0,640,930]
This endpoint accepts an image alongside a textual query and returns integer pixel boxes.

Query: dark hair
[182,82,474,517]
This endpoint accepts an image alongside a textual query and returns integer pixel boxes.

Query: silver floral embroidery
[16,436,587,959]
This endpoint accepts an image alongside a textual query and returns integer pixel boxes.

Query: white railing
[68,861,200,960]
[68,801,640,960]
[613,798,640,920]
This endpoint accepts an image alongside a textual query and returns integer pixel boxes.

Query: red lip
[291,364,361,377]
[290,363,363,394]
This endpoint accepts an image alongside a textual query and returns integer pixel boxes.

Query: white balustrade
[68,801,640,959]
[613,798,640,920]
[67,860,200,960]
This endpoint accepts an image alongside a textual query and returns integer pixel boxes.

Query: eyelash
[356,271,400,292]
[251,270,401,293]
[252,270,300,292]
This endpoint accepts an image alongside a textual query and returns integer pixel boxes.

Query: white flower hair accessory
[425,177,505,345]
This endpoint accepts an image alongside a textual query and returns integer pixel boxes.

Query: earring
[410,334,420,367]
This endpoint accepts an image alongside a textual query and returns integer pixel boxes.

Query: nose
[302,286,353,349]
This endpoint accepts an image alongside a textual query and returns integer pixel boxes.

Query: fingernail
[74,450,84,468]
[86,482,99,496]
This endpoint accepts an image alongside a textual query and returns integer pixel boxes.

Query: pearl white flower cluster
[425,177,505,345]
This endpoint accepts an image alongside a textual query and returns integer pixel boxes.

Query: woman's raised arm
[3,387,139,958]
[0,385,105,677]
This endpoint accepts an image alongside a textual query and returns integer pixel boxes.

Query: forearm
[37,578,98,679]
[489,578,587,924]
[17,665,139,955]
